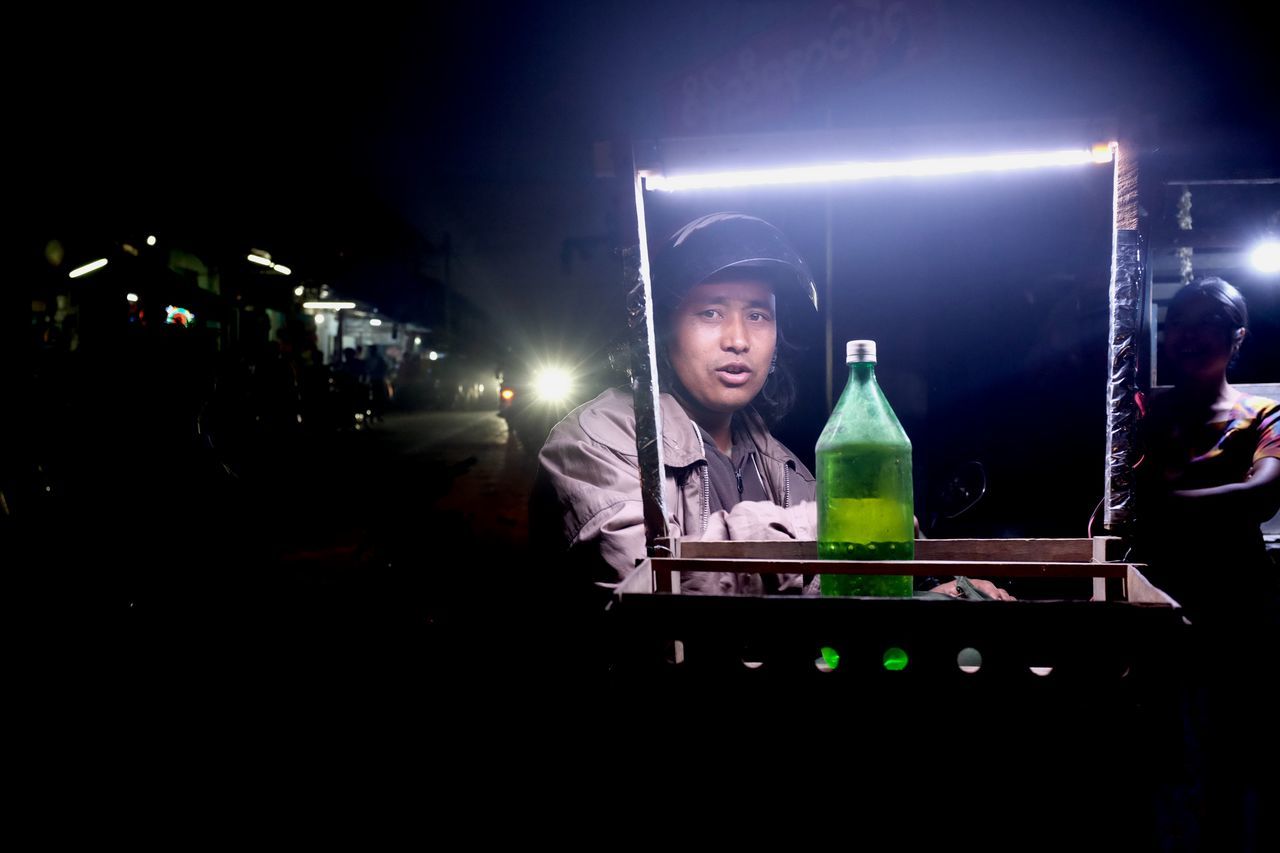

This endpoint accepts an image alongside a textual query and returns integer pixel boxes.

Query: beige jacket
[534,387,817,595]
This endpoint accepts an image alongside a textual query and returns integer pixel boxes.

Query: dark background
[10,0,1280,649]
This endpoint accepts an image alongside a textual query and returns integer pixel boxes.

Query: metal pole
[335,309,345,365]
[1104,142,1143,530]
[628,156,671,555]
[825,188,835,412]
[824,109,836,412]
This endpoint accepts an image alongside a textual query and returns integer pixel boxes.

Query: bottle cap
[846,340,876,363]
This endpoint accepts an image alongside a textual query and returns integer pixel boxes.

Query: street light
[69,258,109,278]
[1250,240,1280,274]
[247,253,290,274]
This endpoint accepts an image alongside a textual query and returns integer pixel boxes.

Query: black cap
[651,212,818,312]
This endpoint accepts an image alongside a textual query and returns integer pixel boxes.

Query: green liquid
[817,497,914,598]
[819,541,914,596]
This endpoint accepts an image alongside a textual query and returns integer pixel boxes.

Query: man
[532,212,818,599]
[533,212,1005,601]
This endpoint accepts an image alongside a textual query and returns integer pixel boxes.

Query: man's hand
[929,578,1015,601]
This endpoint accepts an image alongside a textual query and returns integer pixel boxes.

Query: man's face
[666,277,777,416]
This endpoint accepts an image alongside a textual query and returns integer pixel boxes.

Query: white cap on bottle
[846,339,876,363]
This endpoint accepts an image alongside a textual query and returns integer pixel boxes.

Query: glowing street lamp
[1250,240,1280,274]
[69,258,109,278]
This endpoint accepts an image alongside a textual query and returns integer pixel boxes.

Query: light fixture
[126,292,139,303]
[643,145,1115,192]
[146,235,157,246]
[369,318,383,327]
[1250,240,1280,274]
[303,301,356,310]
[429,351,439,361]
[294,285,305,297]
[247,254,273,267]
[69,258,109,278]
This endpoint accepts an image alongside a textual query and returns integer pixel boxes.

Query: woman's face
[1163,292,1242,383]
[666,278,777,416]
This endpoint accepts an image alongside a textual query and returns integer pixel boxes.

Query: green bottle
[817,340,914,596]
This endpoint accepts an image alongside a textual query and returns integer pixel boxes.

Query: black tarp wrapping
[1105,229,1142,528]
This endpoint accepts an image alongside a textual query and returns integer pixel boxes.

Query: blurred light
[247,254,273,267]
[1250,240,1280,274]
[882,647,909,672]
[533,367,574,403]
[414,336,422,346]
[303,301,356,310]
[146,235,157,246]
[315,314,326,325]
[126,293,140,303]
[429,351,439,361]
[293,285,305,297]
[273,264,292,276]
[369,318,383,327]
[644,146,1115,192]
[165,305,195,327]
[501,388,515,401]
[478,384,485,394]
[69,258,109,278]
[122,243,139,256]
[957,647,983,675]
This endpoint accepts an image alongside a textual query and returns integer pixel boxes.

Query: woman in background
[1136,275,1279,849]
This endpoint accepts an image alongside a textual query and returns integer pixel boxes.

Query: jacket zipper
[693,427,710,533]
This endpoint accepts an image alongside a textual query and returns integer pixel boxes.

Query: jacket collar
[577,386,796,471]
